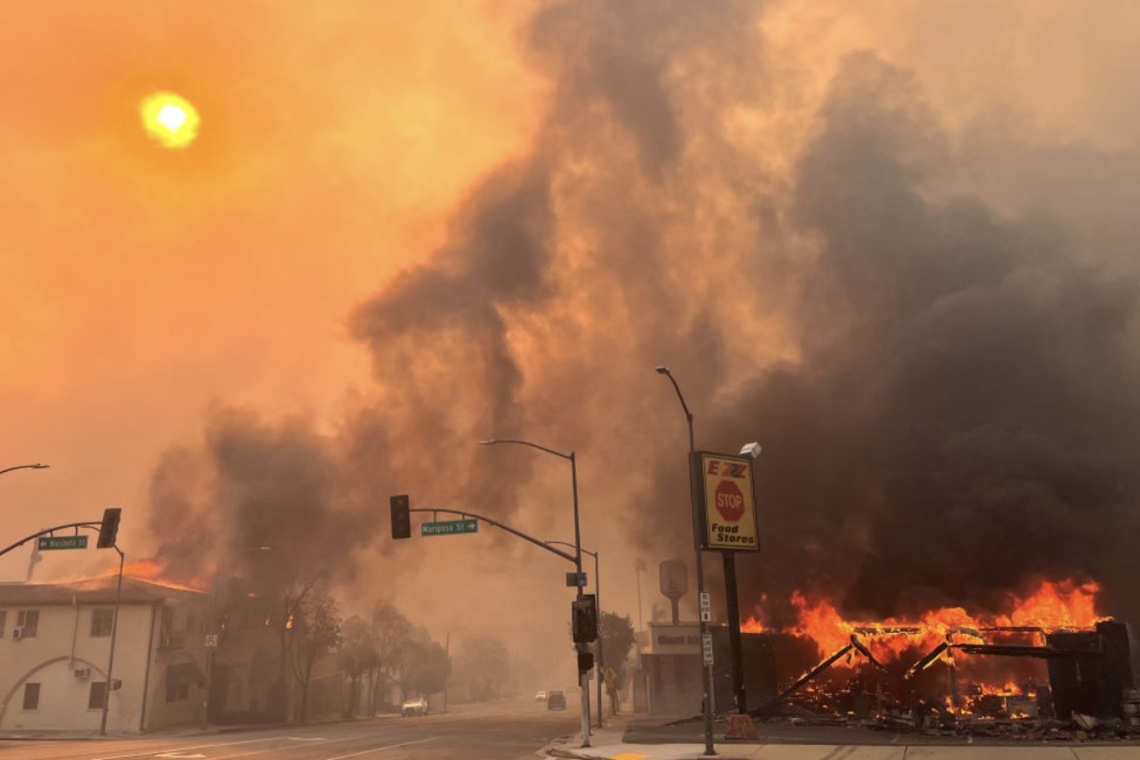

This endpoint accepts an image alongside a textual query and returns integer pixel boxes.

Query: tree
[399,633,450,698]
[291,585,342,723]
[369,603,412,712]
[268,568,328,722]
[453,633,511,702]
[337,616,378,717]
[597,611,636,714]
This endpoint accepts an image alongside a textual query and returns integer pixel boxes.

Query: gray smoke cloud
[147,407,380,584]
[145,1,1140,632]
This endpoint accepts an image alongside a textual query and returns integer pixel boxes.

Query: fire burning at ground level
[733,579,1139,737]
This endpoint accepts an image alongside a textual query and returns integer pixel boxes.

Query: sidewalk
[544,714,1140,760]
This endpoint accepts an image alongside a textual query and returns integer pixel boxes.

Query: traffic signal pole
[0,519,106,558]
[391,496,592,747]
[99,544,125,735]
[393,503,578,563]
[569,452,591,748]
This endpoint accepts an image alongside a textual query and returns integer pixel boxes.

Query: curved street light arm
[655,367,692,422]
[0,463,50,477]
[478,439,571,460]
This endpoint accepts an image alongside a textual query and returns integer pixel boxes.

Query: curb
[545,748,608,760]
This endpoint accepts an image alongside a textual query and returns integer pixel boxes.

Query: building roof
[0,576,207,606]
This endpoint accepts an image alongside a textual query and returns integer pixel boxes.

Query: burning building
[739,579,1140,735]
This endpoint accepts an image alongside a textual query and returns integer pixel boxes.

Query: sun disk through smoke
[140,92,199,149]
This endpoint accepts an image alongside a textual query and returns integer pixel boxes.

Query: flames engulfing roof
[0,577,206,606]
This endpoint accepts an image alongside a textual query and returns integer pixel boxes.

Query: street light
[655,365,716,756]
[203,545,271,729]
[548,540,603,727]
[479,438,591,748]
[0,463,49,477]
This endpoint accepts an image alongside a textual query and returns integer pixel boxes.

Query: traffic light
[97,508,121,549]
[572,594,598,643]
[390,494,411,540]
[577,651,594,674]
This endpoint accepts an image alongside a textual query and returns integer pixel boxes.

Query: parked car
[535,690,547,702]
[547,691,567,710]
[401,696,429,716]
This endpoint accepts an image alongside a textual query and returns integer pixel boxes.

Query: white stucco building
[0,576,209,732]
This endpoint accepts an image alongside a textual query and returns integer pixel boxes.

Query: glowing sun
[140,92,200,149]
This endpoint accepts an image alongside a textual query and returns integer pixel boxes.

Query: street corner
[545,750,645,760]
[544,746,610,760]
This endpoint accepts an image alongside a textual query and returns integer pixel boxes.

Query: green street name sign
[38,535,88,550]
[421,519,478,536]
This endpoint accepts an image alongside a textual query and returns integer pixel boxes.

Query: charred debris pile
[747,620,1140,741]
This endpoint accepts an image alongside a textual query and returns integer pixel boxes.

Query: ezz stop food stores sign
[694,452,759,551]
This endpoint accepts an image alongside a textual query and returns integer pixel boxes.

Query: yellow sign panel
[698,452,759,551]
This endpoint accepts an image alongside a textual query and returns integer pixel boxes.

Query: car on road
[547,691,567,710]
[401,696,429,716]
[535,690,547,702]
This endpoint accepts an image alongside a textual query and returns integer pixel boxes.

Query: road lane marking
[323,737,438,759]
[94,737,285,760]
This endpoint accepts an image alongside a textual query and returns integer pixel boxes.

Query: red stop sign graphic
[714,480,745,522]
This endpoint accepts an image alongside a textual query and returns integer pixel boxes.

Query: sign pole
[723,553,746,712]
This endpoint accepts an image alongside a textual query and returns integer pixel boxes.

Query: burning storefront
[740,580,1140,738]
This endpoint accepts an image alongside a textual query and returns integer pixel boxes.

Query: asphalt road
[0,699,580,760]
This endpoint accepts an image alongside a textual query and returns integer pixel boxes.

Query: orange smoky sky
[3,0,1140,676]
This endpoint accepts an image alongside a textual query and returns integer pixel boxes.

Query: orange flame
[97,558,207,593]
[994,580,1104,629]
[741,579,1106,661]
[122,559,165,579]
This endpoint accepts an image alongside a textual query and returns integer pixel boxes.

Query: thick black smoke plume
[725,51,1140,622]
